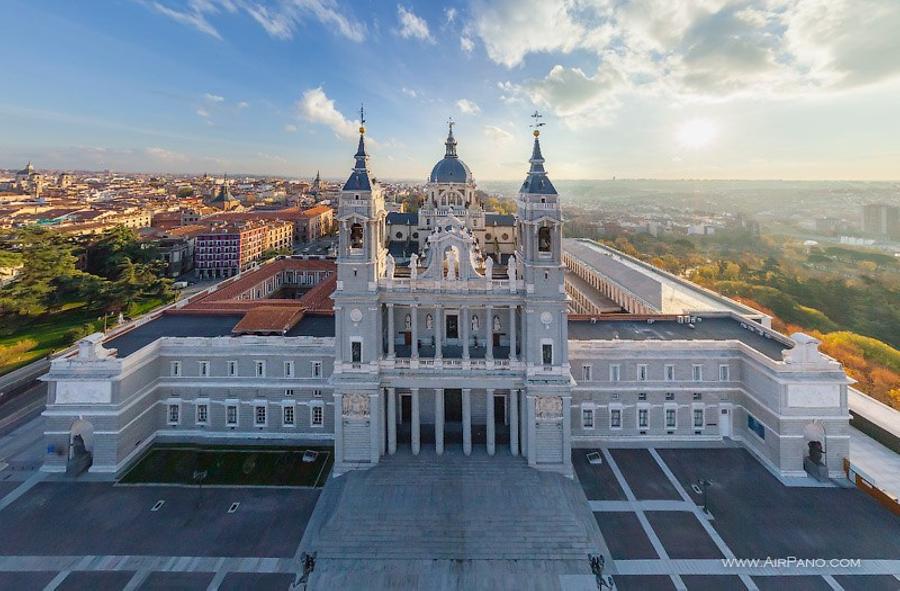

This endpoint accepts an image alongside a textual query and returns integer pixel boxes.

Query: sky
[2,0,900,181]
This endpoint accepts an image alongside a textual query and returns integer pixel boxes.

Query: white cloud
[460,34,474,54]
[397,5,433,42]
[148,0,365,42]
[444,7,457,24]
[469,0,585,67]
[483,125,514,143]
[456,98,481,115]
[237,101,249,109]
[145,146,188,162]
[297,86,359,141]
[401,87,418,98]
[196,107,210,118]
[204,93,225,103]
[469,0,900,114]
[284,123,298,133]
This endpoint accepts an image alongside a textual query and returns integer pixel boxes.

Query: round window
[502,233,509,240]
[485,233,492,240]
[395,232,403,239]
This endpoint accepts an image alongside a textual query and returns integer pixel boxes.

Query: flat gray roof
[568,316,790,360]
[105,314,335,357]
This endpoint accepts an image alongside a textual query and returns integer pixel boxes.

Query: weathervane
[359,104,366,135]
[530,110,545,137]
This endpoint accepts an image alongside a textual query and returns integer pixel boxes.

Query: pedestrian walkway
[849,427,900,498]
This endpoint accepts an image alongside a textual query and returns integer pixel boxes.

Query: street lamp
[695,478,713,515]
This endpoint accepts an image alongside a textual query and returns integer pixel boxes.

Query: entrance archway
[68,419,94,475]
[803,421,827,463]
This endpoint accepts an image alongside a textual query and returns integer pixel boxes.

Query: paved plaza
[0,439,898,589]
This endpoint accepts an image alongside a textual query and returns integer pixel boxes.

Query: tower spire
[520,111,557,195]
[444,117,458,159]
[343,103,373,191]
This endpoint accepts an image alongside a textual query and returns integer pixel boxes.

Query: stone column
[378,391,386,457]
[411,304,419,359]
[562,395,572,469]
[435,388,444,455]
[462,388,472,456]
[509,305,517,361]
[526,394,537,466]
[411,388,420,456]
[434,304,443,361]
[461,307,470,360]
[387,388,397,455]
[386,304,395,359]
[486,389,495,456]
[509,388,519,456]
[485,304,493,361]
[333,392,344,466]
[370,393,380,464]
[519,390,527,459]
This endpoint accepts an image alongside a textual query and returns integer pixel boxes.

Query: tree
[0,227,79,317]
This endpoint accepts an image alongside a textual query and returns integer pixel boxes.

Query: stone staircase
[307,450,601,561]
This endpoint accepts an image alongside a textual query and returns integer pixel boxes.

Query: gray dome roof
[428,123,474,184]
[429,157,473,183]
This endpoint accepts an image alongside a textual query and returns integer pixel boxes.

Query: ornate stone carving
[350,308,363,323]
[535,396,563,421]
[540,311,553,326]
[342,393,370,418]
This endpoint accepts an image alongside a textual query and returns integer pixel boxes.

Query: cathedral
[40,116,851,483]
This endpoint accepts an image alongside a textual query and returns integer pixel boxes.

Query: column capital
[386,302,394,309]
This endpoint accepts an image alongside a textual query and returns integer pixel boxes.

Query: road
[0,381,46,437]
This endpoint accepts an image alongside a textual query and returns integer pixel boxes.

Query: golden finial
[530,110,545,137]
[359,104,366,135]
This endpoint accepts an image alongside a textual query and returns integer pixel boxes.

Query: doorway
[719,404,732,438]
[444,389,463,444]
[446,313,459,340]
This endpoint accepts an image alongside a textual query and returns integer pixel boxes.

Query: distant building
[207,177,243,211]
[862,203,899,240]
[194,221,268,279]
[297,204,333,242]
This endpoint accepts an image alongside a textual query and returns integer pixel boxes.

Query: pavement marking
[227,502,240,513]
[589,500,694,512]
[151,500,165,511]
[122,569,152,591]
[600,449,687,591]
[43,570,70,591]
[823,574,845,590]
[0,470,46,512]
[206,568,229,591]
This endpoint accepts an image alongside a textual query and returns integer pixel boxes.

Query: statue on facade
[404,314,412,330]
[484,255,493,279]
[409,253,418,279]
[472,314,479,331]
[808,440,824,465]
[385,253,395,279]
[426,314,433,329]
[445,248,457,280]
[507,255,517,281]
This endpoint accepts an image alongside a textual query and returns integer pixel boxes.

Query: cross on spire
[448,116,455,134]
[359,104,366,126]
[530,110,546,136]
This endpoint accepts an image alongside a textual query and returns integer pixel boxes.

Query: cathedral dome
[428,123,473,184]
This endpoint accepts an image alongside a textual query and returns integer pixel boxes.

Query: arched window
[350,223,364,249]
[538,226,552,252]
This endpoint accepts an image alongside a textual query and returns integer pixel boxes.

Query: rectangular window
[351,341,362,363]
[167,403,180,424]
[638,408,649,429]
[255,361,266,377]
[226,405,238,426]
[312,361,322,377]
[582,408,594,429]
[284,361,294,378]
[693,392,702,401]
[582,365,592,381]
[610,408,622,429]
[170,361,181,377]
[609,364,621,382]
[666,408,676,429]
[748,414,766,439]
[283,405,295,426]
[198,361,209,377]
[255,405,267,426]
[311,405,324,426]
[694,408,705,428]
[638,392,647,401]
[637,364,648,382]
[542,344,553,366]
[664,364,675,382]
[665,392,674,401]
[285,389,295,397]
[719,364,730,381]
[196,403,208,425]
[692,364,703,381]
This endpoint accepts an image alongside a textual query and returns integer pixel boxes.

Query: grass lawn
[120,444,334,487]
[0,296,169,376]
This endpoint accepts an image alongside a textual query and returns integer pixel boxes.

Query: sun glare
[676,118,718,149]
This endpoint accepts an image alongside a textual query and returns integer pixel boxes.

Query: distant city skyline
[3,0,900,181]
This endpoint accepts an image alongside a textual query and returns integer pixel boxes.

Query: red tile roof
[232,306,306,334]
